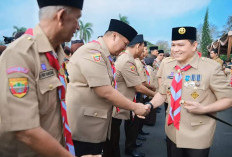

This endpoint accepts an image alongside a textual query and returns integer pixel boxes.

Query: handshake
[133,102,153,118]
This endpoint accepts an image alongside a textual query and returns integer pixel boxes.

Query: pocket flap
[84,107,108,119]
[38,75,62,94]
[191,121,205,127]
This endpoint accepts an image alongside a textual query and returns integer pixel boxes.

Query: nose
[172,45,179,52]
[76,20,80,31]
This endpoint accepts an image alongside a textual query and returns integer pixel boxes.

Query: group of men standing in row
[0,1,232,157]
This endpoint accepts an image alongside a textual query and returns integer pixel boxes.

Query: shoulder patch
[7,67,29,74]
[9,78,29,98]
[130,65,136,71]
[92,53,101,62]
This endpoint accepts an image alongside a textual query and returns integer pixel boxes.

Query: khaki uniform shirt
[213,57,223,66]
[134,58,147,83]
[112,51,142,120]
[0,25,64,157]
[146,65,158,91]
[66,37,114,143]
[159,52,232,149]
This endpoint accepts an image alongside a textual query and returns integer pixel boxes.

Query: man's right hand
[133,103,150,116]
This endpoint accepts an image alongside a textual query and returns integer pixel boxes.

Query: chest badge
[191,91,199,99]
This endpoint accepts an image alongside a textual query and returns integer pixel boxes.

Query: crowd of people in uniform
[0,1,232,157]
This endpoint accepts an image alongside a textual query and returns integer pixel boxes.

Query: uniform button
[94,112,98,116]
[49,84,53,90]
[27,37,32,40]
[180,100,185,105]
[199,121,203,123]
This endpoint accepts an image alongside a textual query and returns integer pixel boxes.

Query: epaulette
[200,57,220,66]
[87,41,101,50]
[8,34,35,53]
[164,57,176,63]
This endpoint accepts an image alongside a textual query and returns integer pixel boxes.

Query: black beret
[144,41,147,47]
[128,34,144,46]
[158,50,164,54]
[71,40,84,45]
[150,46,158,51]
[107,19,137,42]
[210,49,218,53]
[37,0,84,10]
[172,26,196,41]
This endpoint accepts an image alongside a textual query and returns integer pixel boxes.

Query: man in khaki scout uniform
[134,48,156,138]
[103,35,155,157]
[152,50,164,71]
[144,46,158,66]
[66,20,150,157]
[0,0,84,157]
[149,26,232,157]
[210,49,223,66]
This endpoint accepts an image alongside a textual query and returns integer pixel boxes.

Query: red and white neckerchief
[168,64,192,130]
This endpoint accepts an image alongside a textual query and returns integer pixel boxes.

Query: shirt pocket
[190,114,210,127]
[83,107,108,119]
[183,86,208,103]
[38,76,62,115]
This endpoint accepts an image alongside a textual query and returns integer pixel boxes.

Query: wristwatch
[145,102,154,110]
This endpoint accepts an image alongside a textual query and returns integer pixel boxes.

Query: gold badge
[178,27,186,35]
[191,91,199,99]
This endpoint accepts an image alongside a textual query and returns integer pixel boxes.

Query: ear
[192,41,198,52]
[56,9,66,27]
[136,43,140,49]
[111,32,117,41]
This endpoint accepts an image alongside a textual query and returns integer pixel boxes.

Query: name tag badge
[167,72,174,79]
[39,69,54,79]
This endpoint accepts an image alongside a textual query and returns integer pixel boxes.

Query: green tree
[200,8,213,57]
[155,40,170,54]
[197,23,219,44]
[78,20,93,43]
[12,26,27,36]
[119,14,129,24]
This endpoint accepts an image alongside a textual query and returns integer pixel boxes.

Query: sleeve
[135,60,147,83]
[209,64,232,99]
[158,63,167,95]
[157,61,164,78]
[121,61,142,87]
[79,51,111,87]
[0,47,40,131]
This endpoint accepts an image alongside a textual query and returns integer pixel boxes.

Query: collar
[172,52,200,69]
[33,24,55,53]
[125,50,135,60]
[97,37,111,57]
[33,24,65,63]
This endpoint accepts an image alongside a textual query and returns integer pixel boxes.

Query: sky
[0,0,231,45]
